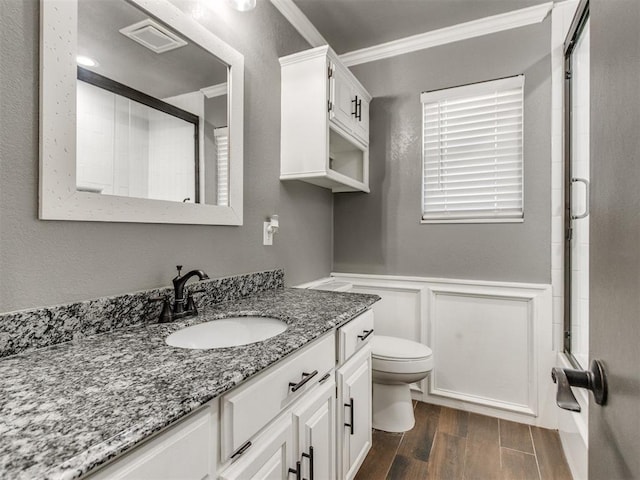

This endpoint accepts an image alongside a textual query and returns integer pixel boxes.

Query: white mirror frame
[40,0,244,225]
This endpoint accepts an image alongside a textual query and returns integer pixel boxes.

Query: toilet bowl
[371,335,433,433]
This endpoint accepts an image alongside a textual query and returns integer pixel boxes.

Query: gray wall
[0,0,332,312]
[334,19,551,283]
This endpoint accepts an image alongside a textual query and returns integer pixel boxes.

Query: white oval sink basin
[166,316,288,349]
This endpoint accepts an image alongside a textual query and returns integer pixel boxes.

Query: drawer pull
[288,460,301,479]
[289,370,319,392]
[230,440,252,459]
[302,446,314,480]
[357,329,374,341]
[318,373,331,384]
[344,397,354,435]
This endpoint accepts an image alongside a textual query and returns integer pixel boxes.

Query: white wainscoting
[331,273,556,428]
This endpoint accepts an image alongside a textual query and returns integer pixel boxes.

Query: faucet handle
[176,265,183,276]
[186,289,207,315]
[149,295,173,323]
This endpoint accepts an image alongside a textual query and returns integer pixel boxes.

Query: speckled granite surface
[0,269,284,358]
[0,288,379,480]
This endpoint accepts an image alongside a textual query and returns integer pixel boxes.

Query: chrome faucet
[152,265,209,323]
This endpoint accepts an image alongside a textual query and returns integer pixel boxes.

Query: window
[214,127,229,206]
[421,76,524,223]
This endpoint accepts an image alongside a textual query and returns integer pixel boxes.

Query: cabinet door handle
[302,446,314,480]
[318,372,331,384]
[288,460,301,479]
[230,440,252,459]
[351,96,359,116]
[289,370,319,392]
[356,98,362,121]
[344,397,354,435]
[357,329,374,341]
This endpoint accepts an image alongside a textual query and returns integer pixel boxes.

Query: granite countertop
[0,288,379,480]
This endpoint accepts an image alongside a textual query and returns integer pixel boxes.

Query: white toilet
[371,335,433,432]
[308,278,434,432]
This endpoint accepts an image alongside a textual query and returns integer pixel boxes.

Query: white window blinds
[214,127,229,206]
[421,75,524,222]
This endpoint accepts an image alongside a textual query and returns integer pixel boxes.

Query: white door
[330,65,356,135]
[293,379,336,480]
[337,347,372,480]
[218,415,294,480]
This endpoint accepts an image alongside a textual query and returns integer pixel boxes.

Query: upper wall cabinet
[280,46,371,193]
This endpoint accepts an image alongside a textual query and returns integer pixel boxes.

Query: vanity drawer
[338,309,374,364]
[220,333,335,460]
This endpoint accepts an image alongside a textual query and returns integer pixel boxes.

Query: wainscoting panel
[428,288,534,415]
[331,273,555,428]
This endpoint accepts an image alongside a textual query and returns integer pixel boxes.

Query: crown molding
[270,0,327,47]
[279,45,330,67]
[201,83,228,98]
[339,2,553,67]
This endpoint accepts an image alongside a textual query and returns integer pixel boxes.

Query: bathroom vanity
[0,283,378,480]
[90,309,374,480]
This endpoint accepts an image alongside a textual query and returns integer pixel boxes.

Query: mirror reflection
[76,0,229,205]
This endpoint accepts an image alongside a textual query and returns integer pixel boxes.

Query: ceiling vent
[119,19,187,54]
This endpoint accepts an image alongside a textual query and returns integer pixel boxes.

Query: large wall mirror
[40,0,244,225]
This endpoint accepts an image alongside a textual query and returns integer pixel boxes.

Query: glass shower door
[565,15,590,368]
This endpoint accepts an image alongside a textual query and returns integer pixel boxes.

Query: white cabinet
[218,414,294,480]
[337,309,374,364]
[280,46,372,193]
[220,334,335,460]
[337,346,372,480]
[86,311,375,480]
[329,64,370,148]
[220,378,336,480]
[293,379,337,480]
[88,401,218,480]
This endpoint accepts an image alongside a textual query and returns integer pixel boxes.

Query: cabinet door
[88,404,216,480]
[337,346,372,480]
[219,415,294,480]
[330,65,357,135]
[293,378,336,480]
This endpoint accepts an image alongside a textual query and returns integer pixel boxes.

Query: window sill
[421,217,524,224]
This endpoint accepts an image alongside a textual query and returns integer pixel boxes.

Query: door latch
[551,359,607,412]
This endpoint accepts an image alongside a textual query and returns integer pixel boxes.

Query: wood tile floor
[355,402,573,480]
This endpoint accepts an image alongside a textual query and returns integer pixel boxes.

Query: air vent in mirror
[119,19,187,54]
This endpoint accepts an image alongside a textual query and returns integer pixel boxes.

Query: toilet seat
[371,336,434,374]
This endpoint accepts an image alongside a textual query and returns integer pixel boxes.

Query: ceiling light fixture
[76,55,98,67]
[227,0,256,12]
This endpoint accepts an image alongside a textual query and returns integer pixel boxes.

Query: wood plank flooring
[355,402,573,480]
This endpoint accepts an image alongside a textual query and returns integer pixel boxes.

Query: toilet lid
[371,335,432,361]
